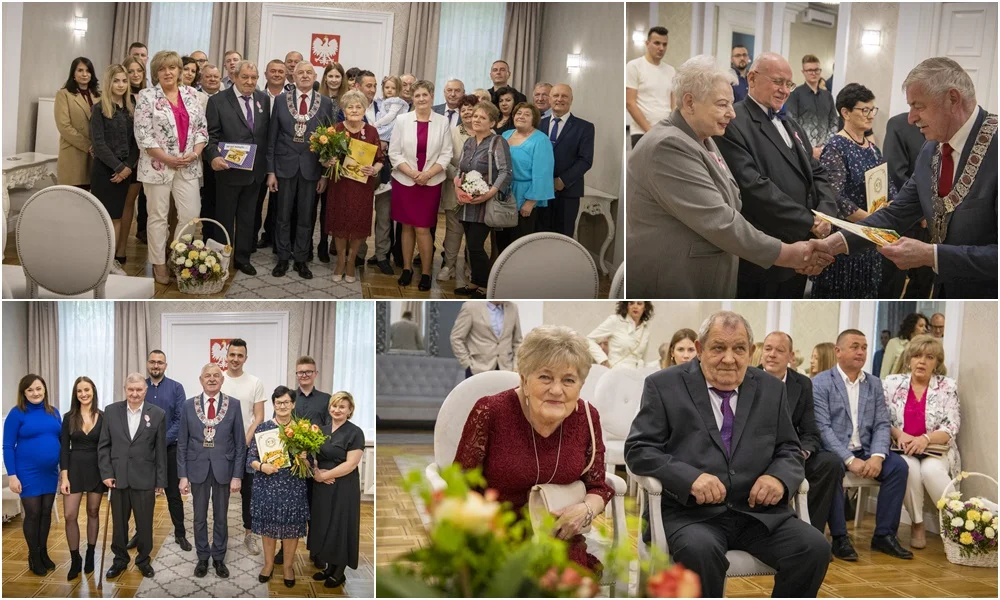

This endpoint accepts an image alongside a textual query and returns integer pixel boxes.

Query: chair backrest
[16,185,114,296]
[609,262,624,299]
[487,232,599,299]
[579,363,609,410]
[591,366,658,440]
[433,370,521,468]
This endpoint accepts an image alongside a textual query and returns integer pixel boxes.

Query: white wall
[2,303,29,418]
[955,302,998,500]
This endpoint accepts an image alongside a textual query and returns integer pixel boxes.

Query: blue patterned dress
[247,420,310,539]
[810,134,898,298]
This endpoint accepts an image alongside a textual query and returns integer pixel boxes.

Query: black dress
[60,413,108,494]
[307,420,365,569]
[89,104,138,219]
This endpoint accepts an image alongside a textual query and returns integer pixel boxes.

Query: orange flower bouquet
[280,418,328,478]
[309,123,351,181]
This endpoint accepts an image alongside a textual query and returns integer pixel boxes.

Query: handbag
[527,399,597,535]
[483,136,518,229]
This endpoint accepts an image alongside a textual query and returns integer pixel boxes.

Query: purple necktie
[242,95,254,132]
[711,387,736,455]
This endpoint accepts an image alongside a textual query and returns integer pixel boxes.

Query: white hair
[673,55,738,103]
[235,60,258,76]
[201,363,222,375]
[698,311,754,347]
[124,372,147,386]
[902,57,976,109]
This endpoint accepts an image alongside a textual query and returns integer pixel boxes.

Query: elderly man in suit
[433,79,465,128]
[625,312,829,597]
[206,60,271,276]
[266,61,334,280]
[714,52,839,299]
[760,331,846,542]
[537,84,594,237]
[816,57,997,298]
[450,301,522,378]
[178,364,246,578]
[813,329,912,561]
[98,373,167,579]
[627,56,832,298]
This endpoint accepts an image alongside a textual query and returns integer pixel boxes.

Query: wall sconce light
[73,17,88,36]
[632,29,645,45]
[861,29,881,48]
[566,53,584,73]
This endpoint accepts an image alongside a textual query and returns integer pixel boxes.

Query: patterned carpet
[224,235,362,299]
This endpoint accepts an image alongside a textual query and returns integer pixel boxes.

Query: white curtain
[58,302,115,413]
[433,3,505,101]
[332,302,375,439]
[147,2,213,71]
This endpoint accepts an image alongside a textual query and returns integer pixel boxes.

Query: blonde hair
[472,88,491,102]
[474,100,501,124]
[901,334,947,376]
[328,391,355,419]
[122,56,146,91]
[100,64,134,119]
[810,342,836,377]
[516,325,592,382]
[149,50,183,86]
[382,75,402,99]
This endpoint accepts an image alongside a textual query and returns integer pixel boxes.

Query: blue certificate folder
[218,143,256,170]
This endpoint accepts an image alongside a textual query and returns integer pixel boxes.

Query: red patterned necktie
[207,397,216,420]
[938,142,954,197]
[299,93,308,116]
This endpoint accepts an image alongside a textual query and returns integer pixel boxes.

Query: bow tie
[767,106,788,121]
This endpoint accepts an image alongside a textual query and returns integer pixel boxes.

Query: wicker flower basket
[170,218,231,296]
[938,472,998,568]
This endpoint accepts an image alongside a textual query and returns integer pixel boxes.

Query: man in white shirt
[219,339,267,556]
[626,26,675,148]
[400,73,417,109]
[433,79,466,128]
[812,330,912,561]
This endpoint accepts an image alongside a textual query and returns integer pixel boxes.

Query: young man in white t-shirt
[626,26,676,148]
[220,339,267,557]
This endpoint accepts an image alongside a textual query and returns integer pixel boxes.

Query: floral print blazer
[882,373,961,476]
[134,84,208,184]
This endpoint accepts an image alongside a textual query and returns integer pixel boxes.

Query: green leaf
[375,568,447,598]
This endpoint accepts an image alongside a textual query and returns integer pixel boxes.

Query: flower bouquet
[937,472,998,567]
[279,418,328,478]
[309,123,352,181]
[169,227,230,295]
[460,170,491,198]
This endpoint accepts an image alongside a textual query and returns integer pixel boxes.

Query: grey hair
[534,82,552,90]
[516,325,593,382]
[235,60,258,76]
[340,89,369,110]
[902,57,976,109]
[201,363,223,375]
[124,372,147,386]
[698,311,754,347]
[673,55,738,103]
[446,78,466,89]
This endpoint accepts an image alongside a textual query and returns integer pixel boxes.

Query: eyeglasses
[274,400,293,407]
[853,107,879,117]
[802,68,822,75]
[295,370,316,377]
[757,74,796,90]
[147,360,165,366]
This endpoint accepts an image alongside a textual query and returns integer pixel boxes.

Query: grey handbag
[483,136,518,229]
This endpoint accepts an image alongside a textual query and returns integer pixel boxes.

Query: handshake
[773,217,846,276]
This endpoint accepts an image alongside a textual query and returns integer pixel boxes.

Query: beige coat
[450,302,522,374]
[55,88,98,185]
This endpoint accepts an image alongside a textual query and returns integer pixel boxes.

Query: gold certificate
[865,162,888,213]
[254,428,290,468]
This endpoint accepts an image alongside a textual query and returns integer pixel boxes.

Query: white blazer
[586,314,651,369]
[388,111,454,186]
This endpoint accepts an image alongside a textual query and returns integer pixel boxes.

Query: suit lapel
[118,402,130,444]
[830,370,854,433]
[553,115,573,147]
[784,371,801,416]
[747,100,803,176]
[72,91,93,119]
[729,371,757,455]
[682,362,727,456]
[227,89,250,130]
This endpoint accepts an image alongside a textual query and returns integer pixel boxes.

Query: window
[58,302,115,414]
[333,302,376,439]
[433,3,505,103]
[147,2,213,72]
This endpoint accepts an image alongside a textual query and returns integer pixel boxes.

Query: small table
[574,185,618,275]
[3,152,58,192]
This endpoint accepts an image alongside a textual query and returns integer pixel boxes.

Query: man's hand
[847,459,865,477]
[230,478,242,493]
[775,240,834,275]
[179,477,190,495]
[748,474,784,508]
[878,237,935,270]
[860,456,884,479]
[812,146,823,160]
[211,157,230,171]
[267,174,279,193]
[102,478,116,489]
[554,177,565,192]
[690,473,727,505]
[810,216,831,239]
[155,487,164,495]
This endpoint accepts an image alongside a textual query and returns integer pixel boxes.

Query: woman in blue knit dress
[2,374,62,576]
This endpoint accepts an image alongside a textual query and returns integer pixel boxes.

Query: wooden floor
[377,441,999,598]
[1,495,374,598]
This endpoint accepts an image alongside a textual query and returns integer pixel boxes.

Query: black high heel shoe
[258,567,274,583]
[418,274,432,291]
[398,269,413,286]
[283,578,296,588]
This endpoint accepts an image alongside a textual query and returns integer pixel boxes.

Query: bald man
[538,84,594,237]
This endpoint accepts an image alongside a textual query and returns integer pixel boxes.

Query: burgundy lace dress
[453,388,614,569]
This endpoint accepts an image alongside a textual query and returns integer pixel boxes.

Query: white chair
[487,232,599,299]
[609,262,624,299]
[591,366,658,495]
[426,371,628,596]
[578,364,609,414]
[843,472,881,529]
[10,185,154,298]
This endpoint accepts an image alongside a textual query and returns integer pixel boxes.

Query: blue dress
[502,129,555,209]
[247,420,310,539]
[811,134,897,298]
[2,402,62,498]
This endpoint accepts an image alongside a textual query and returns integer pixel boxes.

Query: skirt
[390,179,443,228]
[91,160,130,219]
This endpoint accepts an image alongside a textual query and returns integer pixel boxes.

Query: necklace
[843,128,868,147]
[523,390,563,485]
[274,416,292,426]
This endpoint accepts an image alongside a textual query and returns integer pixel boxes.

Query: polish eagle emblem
[311,34,340,66]
[210,339,232,371]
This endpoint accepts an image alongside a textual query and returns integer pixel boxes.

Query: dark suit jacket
[714,98,839,284]
[624,359,804,538]
[848,107,997,298]
[267,90,334,180]
[784,369,821,456]
[538,114,594,199]
[177,393,246,485]
[205,88,271,186]
[97,401,167,491]
[883,112,926,191]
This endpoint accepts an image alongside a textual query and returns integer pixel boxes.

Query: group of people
[627,25,997,299]
[2,345,364,589]
[55,42,596,296]
[449,305,962,596]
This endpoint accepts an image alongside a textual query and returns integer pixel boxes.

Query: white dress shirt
[293,89,316,116]
[548,111,572,140]
[836,364,884,464]
[485,302,504,338]
[265,86,283,116]
[126,402,145,439]
[706,384,739,431]
[442,105,461,128]
[749,95,792,147]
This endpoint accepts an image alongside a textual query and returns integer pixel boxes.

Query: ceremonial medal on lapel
[256,101,263,114]
[144,414,151,428]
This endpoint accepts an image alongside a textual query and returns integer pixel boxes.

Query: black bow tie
[767,106,789,121]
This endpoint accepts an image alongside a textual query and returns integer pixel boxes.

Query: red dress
[326,123,384,239]
[454,388,614,570]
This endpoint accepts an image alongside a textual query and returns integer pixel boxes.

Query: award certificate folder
[865,162,889,213]
[812,210,901,247]
[218,143,256,170]
[341,137,378,184]
[254,428,290,468]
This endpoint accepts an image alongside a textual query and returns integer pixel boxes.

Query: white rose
[184,259,194,268]
[949,500,965,512]
[986,527,996,539]
[198,264,208,274]
[181,234,193,243]
[952,517,965,527]
[205,256,217,267]
[965,519,976,531]
[173,242,185,252]
[193,239,205,249]
[175,257,186,265]
[199,250,208,259]
[972,498,985,508]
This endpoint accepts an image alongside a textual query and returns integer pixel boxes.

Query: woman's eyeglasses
[853,107,879,117]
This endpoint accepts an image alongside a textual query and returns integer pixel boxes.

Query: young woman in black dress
[308,391,365,588]
[59,377,107,580]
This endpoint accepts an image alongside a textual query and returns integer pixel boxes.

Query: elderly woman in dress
[438,94,481,283]
[658,328,698,369]
[626,55,830,298]
[134,50,208,284]
[454,325,613,569]
[882,335,960,550]
[587,302,653,369]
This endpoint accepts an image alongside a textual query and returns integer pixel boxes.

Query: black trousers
[804,450,846,534]
[110,488,155,567]
[666,511,829,598]
[136,186,148,234]
[254,180,276,243]
[541,194,579,237]
[201,168,222,243]
[191,464,231,562]
[164,444,185,538]
[240,468,253,531]
[737,274,807,299]
[462,221,491,287]
[494,211,538,254]
[276,175,318,262]
[216,180,259,264]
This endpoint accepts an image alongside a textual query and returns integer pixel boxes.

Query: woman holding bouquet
[438,94,481,283]
[316,62,349,263]
[247,386,310,588]
[324,90,384,282]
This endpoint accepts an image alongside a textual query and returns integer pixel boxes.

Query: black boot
[28,549,47,576]
[67,550,82,580]
[312,563,334,581]
[39,547,55,571]
[84,544,96,574]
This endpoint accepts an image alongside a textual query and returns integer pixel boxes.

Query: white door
[715,4,759,68]
[936,3,998,112]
